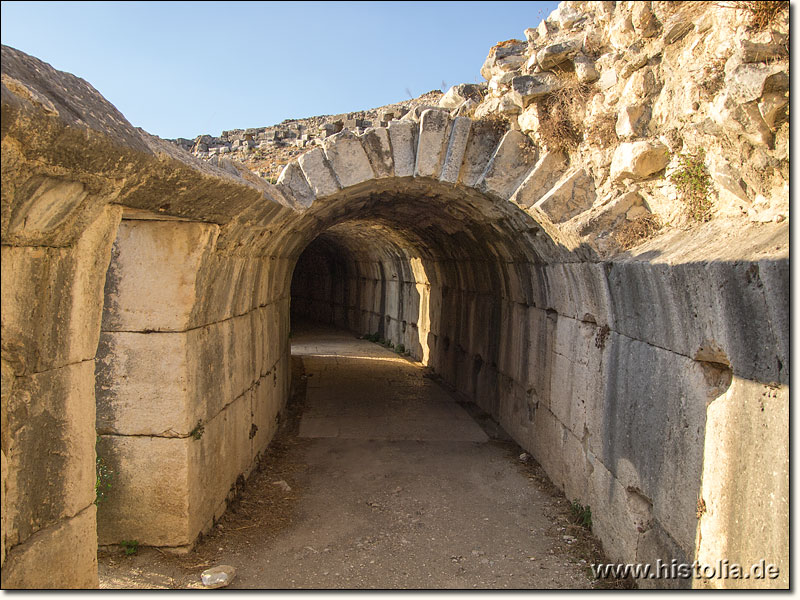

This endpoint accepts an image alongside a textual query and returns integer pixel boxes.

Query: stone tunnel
[0,44,788,588]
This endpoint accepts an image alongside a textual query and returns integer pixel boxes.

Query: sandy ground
[98,324,629,590]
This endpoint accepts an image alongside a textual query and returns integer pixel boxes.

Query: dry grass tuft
[615,214,663,250]
[537,72,591,153]
[738,0,789,31]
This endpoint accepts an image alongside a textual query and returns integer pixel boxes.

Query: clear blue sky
[1,1,559,139]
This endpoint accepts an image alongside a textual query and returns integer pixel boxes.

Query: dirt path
[99,324,627,589]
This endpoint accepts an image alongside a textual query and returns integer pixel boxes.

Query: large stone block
[476,129,536,199]
[3,361,96,553]
[533,168,596,223]
[414,109,451,179]
[297,147,340,198]
[360,127,394,179]
[188,389,254,538]
[96,434,192,547]
[697,378,788,589]
[509,150,568,209]
[323,130,375,188]
[100,219,219,333]
[387,120,417,177]
[456,120,506,188]
[1,507,98,589]
[96,331,193,436]
[439,117,472,184]
[1,205,121,375]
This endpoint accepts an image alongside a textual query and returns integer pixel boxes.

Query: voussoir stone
[414,109,451,179]
[297,147,340,198]
[323,130,375,188]
[360,127,394,178]
[387,120,417,177]
[440,117,472,184]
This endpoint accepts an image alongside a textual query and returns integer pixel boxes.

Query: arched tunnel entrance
[88,127,786,589]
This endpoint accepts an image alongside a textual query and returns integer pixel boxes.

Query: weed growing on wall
[120,540,139,556]
[190,420,205,440]
[95,440,114,505]
[669,149,713,222]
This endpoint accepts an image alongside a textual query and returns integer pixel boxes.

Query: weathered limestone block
[707,155,749,204]
[588,456,651,564]
[509,73,562,108]
[3,361,96,553]
[100,219,219,333]
[710,92,774,148]
[726,62,789,104]
[277,162,315,208]
[97,435,191,547]
[387,120,417,177]
[573,53,600,83]
[548,318,598,436]
[414,109,451,179]
[533,168,596,223]
[1,205,121,375]
[697,378,788,589]
[96,331,192,436]
[536,41,579,70]
[480,40,527,80]
[438,83,483,109]
[297,147,340,198]
[540,262,612,326]
[510,150,569,209]
[758,91,789,130]
[663,17,694,45]
[188,389,254,538]
[439,117,472,184]
[0,507,97,589]
[360,127,394,178]
[476,129,537,200]
[455,120,507,188]
[576,191,643,236]
[516,102,544,134]
[323,130,375,188]
[610,140,669,182]
[738,40,789,64]
[615,104,650,138]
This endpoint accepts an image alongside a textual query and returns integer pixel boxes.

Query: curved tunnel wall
[288,197,789,588]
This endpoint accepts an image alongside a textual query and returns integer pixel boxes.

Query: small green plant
[95,439,113,505]
[120,540,139,556]
[363,332,381,343]
[396,344,406,354]
[669,149,713,222]
[189,420,205,440]
[570,501,592,529]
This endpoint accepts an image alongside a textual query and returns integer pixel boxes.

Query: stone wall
[94,218,290,548]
